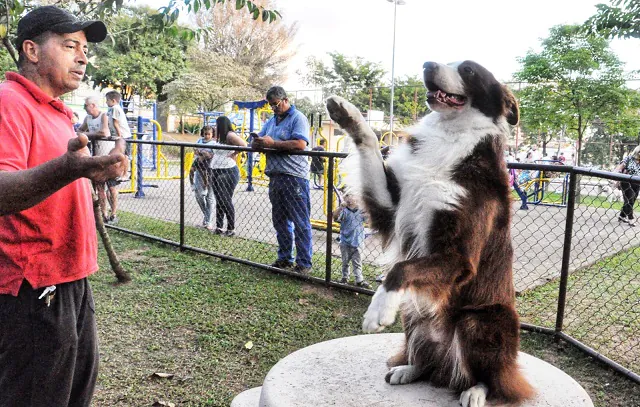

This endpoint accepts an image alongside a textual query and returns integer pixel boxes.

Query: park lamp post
[387,0,405,136]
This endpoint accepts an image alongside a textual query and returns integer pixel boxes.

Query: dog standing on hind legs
[326,60,535,407]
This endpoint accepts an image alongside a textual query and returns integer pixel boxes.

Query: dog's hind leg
[326,96,399,239]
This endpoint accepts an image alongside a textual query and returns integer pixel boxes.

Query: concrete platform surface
[231,387,262,407]
[236,333,593,407]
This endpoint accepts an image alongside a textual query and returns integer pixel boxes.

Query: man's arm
[0,135,126,216]
[77,116,89,133]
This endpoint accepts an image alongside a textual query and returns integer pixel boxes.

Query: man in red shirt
[0,6,126,406]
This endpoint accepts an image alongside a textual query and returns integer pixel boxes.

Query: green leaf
[194,0,200,12]
[236,0,245,10]
[262,10,269,22]
[252,8,259,20]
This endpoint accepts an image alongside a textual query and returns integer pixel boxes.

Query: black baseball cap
[16,6,107,52]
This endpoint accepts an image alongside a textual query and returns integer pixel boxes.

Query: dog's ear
[503,86,519,126]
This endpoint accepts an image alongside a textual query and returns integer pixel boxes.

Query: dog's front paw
[326,96,365,137]
[362,286,403,333]
[385,365,420,385]
[460,383,488,407]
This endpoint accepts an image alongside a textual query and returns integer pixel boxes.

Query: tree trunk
[92,188,131,283]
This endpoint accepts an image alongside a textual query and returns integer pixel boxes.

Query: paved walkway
[116,177,639,292]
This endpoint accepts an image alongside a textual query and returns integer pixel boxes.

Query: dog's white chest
[386,142,468,260]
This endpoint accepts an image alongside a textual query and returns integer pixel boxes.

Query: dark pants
[211,166,240,231]
[268,174,313,268]
[0,278,99,407]
[620,182,640,220]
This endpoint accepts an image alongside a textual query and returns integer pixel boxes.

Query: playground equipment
[233,100,269,192]
[520,160,569,207]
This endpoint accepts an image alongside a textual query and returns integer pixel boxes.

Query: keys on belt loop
[38,285,57,307]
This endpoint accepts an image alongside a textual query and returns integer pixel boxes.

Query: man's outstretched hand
[67,134,128,183]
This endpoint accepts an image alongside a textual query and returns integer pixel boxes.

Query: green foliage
[585,0,640,39]
[0,0,281,68]
[513,25,631,165]
[301,52,386,113]
[300,53,427,124]
[87,7,192,100]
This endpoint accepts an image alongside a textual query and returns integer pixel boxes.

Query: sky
[138,0,640,91]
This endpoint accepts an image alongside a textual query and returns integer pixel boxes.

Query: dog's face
[423,60,519,125]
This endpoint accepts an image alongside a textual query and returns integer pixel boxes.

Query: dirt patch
[301,284,335,300]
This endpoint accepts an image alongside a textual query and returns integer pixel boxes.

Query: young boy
[105,91,132,156]
[333,192,371,288]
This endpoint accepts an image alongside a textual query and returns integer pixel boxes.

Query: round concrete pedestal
[232,333,593,407]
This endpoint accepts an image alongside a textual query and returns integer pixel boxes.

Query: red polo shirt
[0,72,98,296]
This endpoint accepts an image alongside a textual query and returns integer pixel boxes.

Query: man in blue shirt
[252,86,313,274]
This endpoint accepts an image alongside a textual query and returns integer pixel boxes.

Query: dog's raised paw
[325,96,363,133]
[460,383,488,407]
[385,365,420,385]
[362,286,402,333]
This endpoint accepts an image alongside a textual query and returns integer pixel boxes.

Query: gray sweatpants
[340,244,363,282]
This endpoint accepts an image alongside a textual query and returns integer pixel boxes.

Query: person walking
[0,6,125,406]
[614,145,640,226]
[252,86,313,274]
[210,116,247,236]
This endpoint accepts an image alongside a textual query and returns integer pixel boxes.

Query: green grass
[517,246,640,374]
[115,210,384,285]
[92,230,640,406]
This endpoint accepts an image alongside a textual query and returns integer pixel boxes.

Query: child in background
[333,192,371,288]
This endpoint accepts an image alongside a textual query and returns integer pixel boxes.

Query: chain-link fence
[107,139,640,384]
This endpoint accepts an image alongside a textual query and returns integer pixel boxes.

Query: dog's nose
[423,61,438,71]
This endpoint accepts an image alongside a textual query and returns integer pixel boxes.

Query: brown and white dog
[326,61,534,407]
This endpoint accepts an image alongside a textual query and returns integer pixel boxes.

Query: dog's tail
[492,363,536,403]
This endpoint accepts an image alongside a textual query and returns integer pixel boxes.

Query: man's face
[31,31,88,98]
[268,96,290,116]
[84,101,99,117]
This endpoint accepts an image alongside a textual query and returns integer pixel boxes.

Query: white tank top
[86,113,115,156]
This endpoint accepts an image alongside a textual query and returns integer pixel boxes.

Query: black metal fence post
[555,170,577,336]
[325,157,335,283]
[179,145,185,251]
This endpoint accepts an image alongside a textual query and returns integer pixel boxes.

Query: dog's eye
[464,67,474,75]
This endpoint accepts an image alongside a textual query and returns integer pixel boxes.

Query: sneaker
[205,224,215,231]
[224,229,235,237]
[212,228,224,234]
[618,216,629,224]
[375,274,386,283]
[109,215,119,225]
[356,280,371,289]
[271,260,294,270]
[519,205,529,210]
[293,264,312,275]
[340,277,348,284]
[629,219,636,227]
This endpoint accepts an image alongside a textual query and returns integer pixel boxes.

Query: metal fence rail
[107,140,640,383]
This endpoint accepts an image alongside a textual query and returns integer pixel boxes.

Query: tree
[301,52,386,113]
[163,48,262,114]
[515,85,571,155]
[0,0,281,67]
[513,25,630,166]
[88,6,192,106]
[585,0,640,39]
[195,0,296,92]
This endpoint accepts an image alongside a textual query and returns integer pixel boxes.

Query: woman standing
[192,126,216,229]
[615,145,640,226]
[210,116,247,235]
